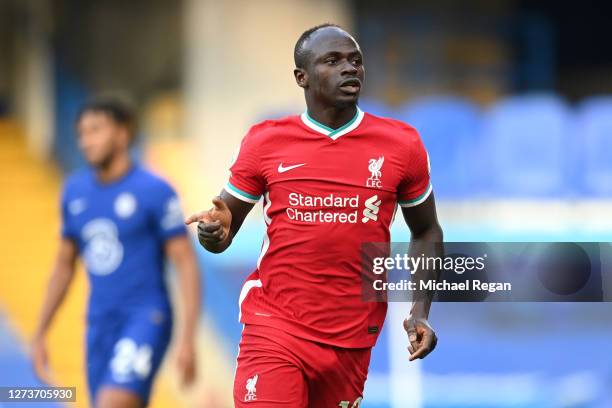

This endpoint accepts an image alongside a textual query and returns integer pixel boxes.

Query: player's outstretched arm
[32,238,78,383]
[401,193,443,361]
[184,190,254,253]
[165,235,201,387]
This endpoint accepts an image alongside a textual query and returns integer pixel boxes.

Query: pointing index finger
[184,211,208,225]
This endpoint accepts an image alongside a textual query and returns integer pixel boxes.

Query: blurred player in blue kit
[31,98,201,408]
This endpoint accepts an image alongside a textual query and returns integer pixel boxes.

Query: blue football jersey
[60,164,186,319]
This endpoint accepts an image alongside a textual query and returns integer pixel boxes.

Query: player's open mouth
[339,78,361,94]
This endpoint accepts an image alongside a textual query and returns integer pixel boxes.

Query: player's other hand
[184,196,232,245]
[404,317,438,361]
[175,339,197,388]
[31,337,54,384]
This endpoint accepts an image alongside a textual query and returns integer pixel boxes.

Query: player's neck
[306,104,357,130]
[96,152,133,184]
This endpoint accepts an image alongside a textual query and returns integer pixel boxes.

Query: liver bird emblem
[368,156,384,180]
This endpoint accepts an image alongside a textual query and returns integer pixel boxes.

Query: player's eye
[352,57,363,66]
[325,58,337,65]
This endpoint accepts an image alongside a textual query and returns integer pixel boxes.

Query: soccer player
[32,98,201,408]
[185,24,443,406]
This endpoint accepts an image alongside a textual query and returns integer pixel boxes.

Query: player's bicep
[397,129,432,207]
[220,189,255,237]
[226,127,266,203]
[60,187,78,241]
[401,193,443,239]
[55,238,79,272]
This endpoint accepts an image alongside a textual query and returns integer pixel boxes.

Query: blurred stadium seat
[481,93,572,198]
[398,96,483,199]
[576,96,612,197]
[53,65,89,172]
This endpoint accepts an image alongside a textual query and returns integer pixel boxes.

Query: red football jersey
[226,108,431,348]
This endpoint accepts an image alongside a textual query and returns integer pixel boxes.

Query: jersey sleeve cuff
[225,182,262,204]
[60,229,77,240]
[398,183,432,208]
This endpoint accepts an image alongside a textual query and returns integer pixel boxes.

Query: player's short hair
[77,96,137,141]
[294,23,342,69]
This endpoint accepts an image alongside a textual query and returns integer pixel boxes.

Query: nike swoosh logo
[278,163,306,173]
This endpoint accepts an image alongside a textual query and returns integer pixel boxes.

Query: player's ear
[294,68,308,89]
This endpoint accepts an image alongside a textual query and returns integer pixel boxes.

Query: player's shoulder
[364,112,420,139]
[130,165,176,195]
[62,167,94,195]
[363,112,425,153]
[244,115,302,141]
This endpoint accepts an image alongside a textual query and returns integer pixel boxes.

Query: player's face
[77,111,125,167]
[304,29,364,108]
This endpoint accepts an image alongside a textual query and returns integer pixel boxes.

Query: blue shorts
[86,306,172,405]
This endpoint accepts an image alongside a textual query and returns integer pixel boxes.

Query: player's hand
[184,197,232,245]
[404,317,437,361]
[175,339,197,388]
[31,337,54,384]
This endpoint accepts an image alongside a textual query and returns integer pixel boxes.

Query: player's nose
[340,60,358,75]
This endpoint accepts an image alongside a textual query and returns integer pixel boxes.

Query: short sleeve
[397,129,433,208]
[60,183,78,240]
[225,127,265,203]
[150,181,187,241]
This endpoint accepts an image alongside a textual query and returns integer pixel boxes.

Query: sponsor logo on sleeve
[161,196,184,230]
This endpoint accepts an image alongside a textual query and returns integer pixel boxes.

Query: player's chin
[84,153,107,168]
[335,92,360,106]
[83,155,99,166]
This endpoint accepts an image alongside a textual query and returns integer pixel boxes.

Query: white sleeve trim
[224,183,261,204]
[398,183,433,208]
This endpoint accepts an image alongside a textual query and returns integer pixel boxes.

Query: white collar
[300,107,364,140]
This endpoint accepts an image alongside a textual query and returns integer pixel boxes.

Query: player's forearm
[174,252,201,343]
[411,219,443,242]
[179,270,200,343]
[409,223,443,319]
[34,263,76,339]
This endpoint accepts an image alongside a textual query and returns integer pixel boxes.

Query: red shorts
[234,324,371,407]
